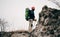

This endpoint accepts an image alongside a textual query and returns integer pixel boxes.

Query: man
[28,6,36,32]
[25,7,36,32]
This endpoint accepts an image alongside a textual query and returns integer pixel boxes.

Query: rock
[31,6,60,37]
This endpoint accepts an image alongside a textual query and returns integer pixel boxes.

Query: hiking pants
[28,19,33,32]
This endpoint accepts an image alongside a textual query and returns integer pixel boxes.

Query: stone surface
[31,6,60,37]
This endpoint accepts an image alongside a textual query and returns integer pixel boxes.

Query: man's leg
[29,19,33,32]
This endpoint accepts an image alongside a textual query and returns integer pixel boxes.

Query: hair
[31,6,35,10]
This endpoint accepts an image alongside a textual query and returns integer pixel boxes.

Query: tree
[0,18,8,32]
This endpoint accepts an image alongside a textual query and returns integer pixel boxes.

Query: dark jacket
[29,10,35,20]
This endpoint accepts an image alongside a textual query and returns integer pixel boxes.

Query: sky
[0,0,60,32]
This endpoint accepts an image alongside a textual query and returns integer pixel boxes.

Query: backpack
[25,8,30,21]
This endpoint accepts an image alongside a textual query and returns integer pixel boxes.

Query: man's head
[31,6,35,11]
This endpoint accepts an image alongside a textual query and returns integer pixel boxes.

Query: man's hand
[34,19,37,21]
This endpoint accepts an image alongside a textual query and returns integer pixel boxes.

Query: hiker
[25,7,36,32]
[29,6,36,32]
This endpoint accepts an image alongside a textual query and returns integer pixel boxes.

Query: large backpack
[25,8,30,21]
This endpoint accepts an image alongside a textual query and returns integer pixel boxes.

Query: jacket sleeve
[33,12,35,18]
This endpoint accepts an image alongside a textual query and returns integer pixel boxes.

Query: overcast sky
[0,0,60,32]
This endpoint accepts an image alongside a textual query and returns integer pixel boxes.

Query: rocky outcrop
[31,6,60,37]
[0,31,34,37]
